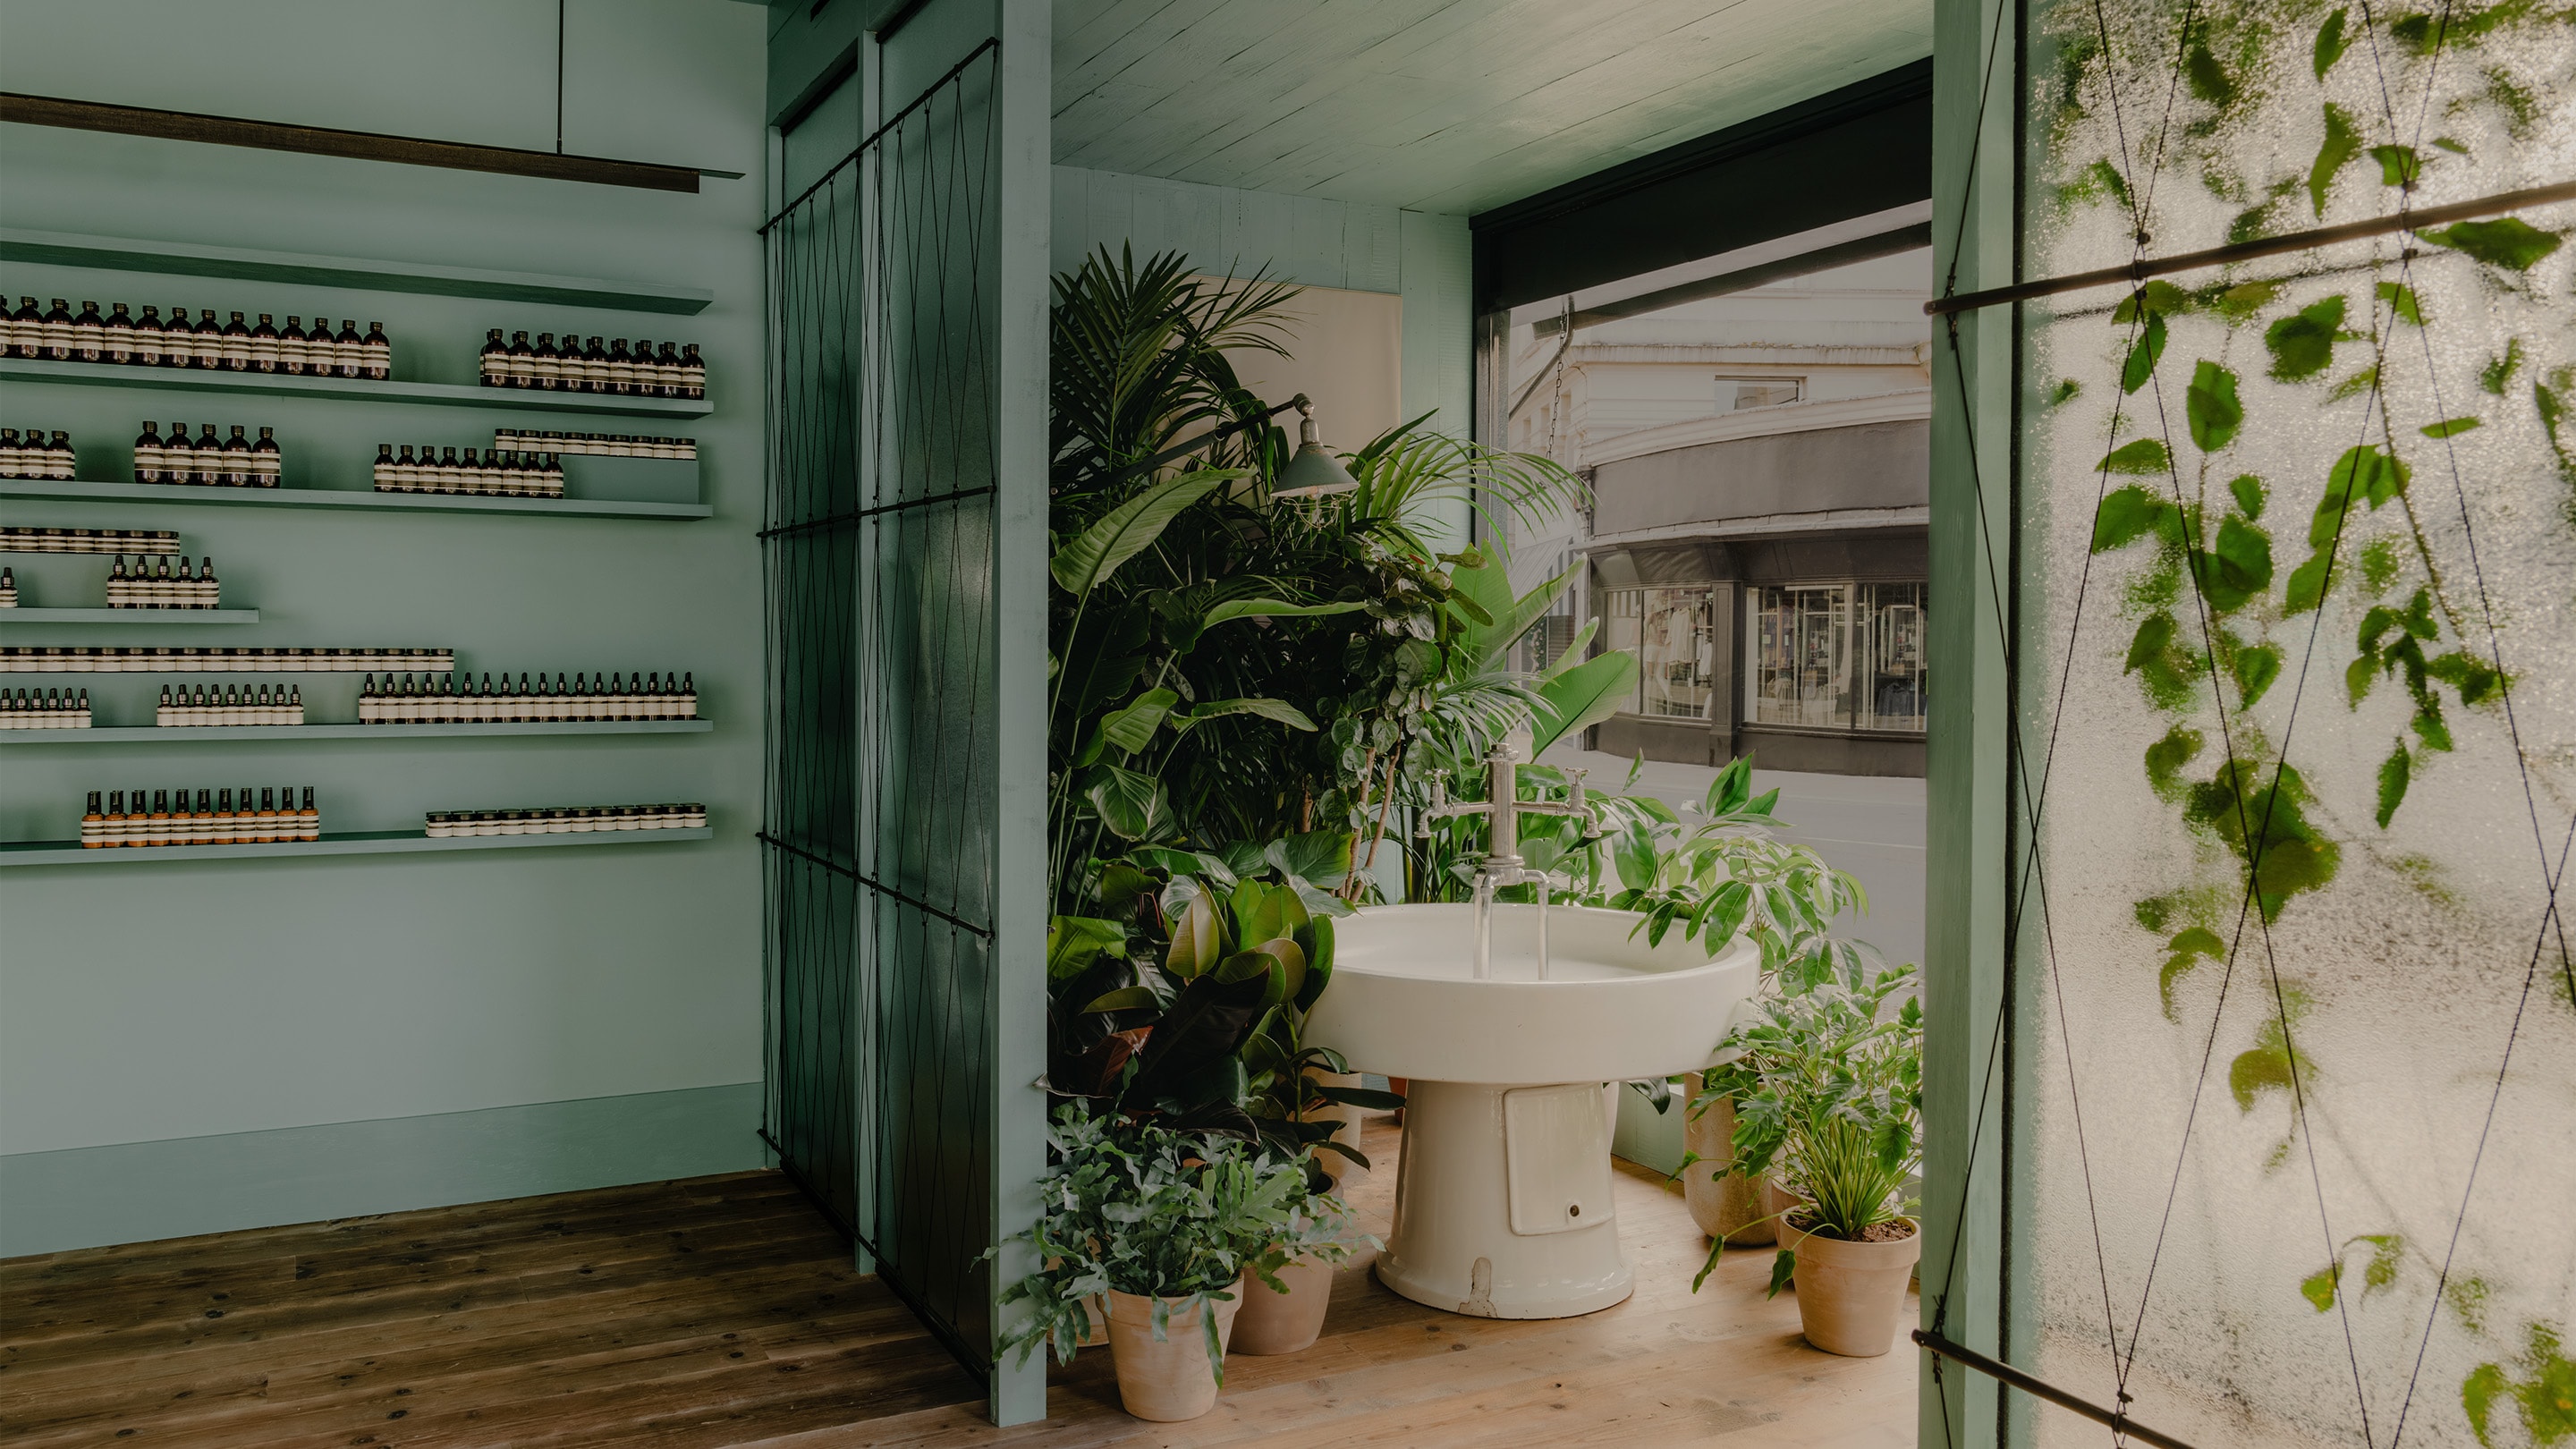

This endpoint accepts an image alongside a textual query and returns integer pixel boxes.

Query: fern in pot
[1693,961,1923,1357]
[997,1107,1360,1420]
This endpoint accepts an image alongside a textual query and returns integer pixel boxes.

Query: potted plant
[1693,961,1923,1358]
[997,1108,1352,1419]
[1226,1153,1367,1355]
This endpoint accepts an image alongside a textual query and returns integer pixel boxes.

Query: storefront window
[1602,587,1716,718]
[1747,584,1848,727]
[1856,581,1927,731]
[1747,581,1926,733]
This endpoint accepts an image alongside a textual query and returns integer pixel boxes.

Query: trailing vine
[2035,0,2574,1440]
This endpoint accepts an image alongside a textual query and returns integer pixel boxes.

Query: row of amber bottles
[0,426,73,479]
[134,422,283,487]
[108,555,221,609]
[479,330,704,397]
[359,671,699,724]
[7,298,390,377]
[82,785,319,846]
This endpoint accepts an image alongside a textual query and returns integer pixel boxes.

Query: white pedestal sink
[1305,902,1760,1319]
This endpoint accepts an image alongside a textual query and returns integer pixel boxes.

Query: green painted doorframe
[1922,0,2020,1444]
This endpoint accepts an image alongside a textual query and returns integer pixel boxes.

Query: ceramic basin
[1304,902,1761,1320]
[1304,902,1761,1085]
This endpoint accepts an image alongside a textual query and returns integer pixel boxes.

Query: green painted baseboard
[0,1080,766,1258]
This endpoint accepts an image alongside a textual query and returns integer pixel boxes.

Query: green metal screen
[759,30,1014,1388]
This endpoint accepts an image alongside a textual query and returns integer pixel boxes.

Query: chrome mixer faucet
[1417,729,1601,978]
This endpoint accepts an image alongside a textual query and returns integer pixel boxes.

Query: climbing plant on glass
[2008,0,2576,1444]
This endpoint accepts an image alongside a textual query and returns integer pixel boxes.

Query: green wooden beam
[988,0,1053,1427]
[1921,0,2019,1444]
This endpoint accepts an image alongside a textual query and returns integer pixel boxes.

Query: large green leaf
[1530,649,1638,754]
[1445,544,1581,670]
[2186,360,2242,452]
[1199,597,1368,629]
[2308,103,2360,217]
[1543,616,1600,677]
[2121,312,2167,394]
[2423,217,2563,272]
[2097,438,2172,474]
[1174,697,1318,731]
[1265,831,1353,890]
[1048,470,1235,597]
[1084,763,1174,842]
[1047,914,1129,982]
[2092,485,2180,551]
[1096,687,1179,758]
[2267,295,2348,381]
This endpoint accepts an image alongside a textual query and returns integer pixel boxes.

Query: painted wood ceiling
[1053,0,1933,216]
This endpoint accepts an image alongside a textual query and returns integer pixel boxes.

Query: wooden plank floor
[0,1121,1915,1448]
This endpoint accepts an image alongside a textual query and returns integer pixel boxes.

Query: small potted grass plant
[1692,961,1923,1357]
[998,1107,1355,1420]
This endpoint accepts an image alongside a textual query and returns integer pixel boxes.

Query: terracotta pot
[1105,1286,1247,1421]
[1229,1253,1335,1355]
[1783,1216,1920,1357]
[1681,1089,1776,1247]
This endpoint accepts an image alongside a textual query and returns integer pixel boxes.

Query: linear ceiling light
[0,93,736,193]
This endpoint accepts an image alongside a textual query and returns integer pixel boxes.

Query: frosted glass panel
[2015,4,2575,1446]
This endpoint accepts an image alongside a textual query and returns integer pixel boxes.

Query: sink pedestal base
[1376,1079,1633,1319]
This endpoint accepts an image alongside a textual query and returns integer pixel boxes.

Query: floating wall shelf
[0,479,710,521]
[0,825,711,867]
[0,719,713,745]
[0,358,714,417]
[0,608,258,624]
[0,227,715,315]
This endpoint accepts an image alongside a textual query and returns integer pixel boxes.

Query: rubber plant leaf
[1163,888,1228,979]
[1293,916,1335,1011]
[1080,985,1160,1013]
[1120,969,1270,1111]
[1049,470,1237,597]
[1530,649,1640,754]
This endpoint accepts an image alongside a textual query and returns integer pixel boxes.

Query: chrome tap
[1417,730,1601,978]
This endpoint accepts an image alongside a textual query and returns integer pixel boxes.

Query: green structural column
[1923,0,2018,1444]
[987,0,1052,1427]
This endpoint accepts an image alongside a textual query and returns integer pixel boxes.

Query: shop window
[1747,581,1926,733]
[1716,375,1802,411]
[1603,587,1716,719]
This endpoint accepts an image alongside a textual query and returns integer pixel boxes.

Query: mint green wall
[0,0,770,1252]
